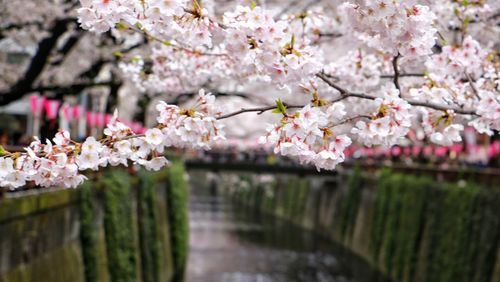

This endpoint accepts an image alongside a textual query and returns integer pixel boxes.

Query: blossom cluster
[430,0,496,30]
[78,1,325,89]
[410,36,499,136]
[260,104,352,171]
[351,85,412,147]
[426,36,488,79]
[419,109,464,146]
[119,46,232,95]
[324,50,382,92]
[155,89,225,149]
[222,5,323,87]
[338,1,437,59]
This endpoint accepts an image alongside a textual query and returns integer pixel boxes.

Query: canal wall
[222,169,500,282]
[0,162,189,282]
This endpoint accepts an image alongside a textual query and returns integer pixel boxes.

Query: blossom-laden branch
[0,90,224,189]
[315,73,478,116]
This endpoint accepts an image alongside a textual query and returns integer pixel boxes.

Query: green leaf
[290,34,295,48]
[250,0,257,10]
[113,51,124,58]
[162,40,172,46]
[462,0,469,7]
[463,15,470,29]
[131,56,142,63]
[115,22,129,30]
[274,99,287,114]
[0,145,5,156]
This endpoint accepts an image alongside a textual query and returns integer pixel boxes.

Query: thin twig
[464,71,480,100]
[329,115,371,128]
[217,104,303,120]
[380,73,425,78]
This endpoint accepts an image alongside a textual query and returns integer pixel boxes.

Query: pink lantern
[412,146,421,156]
[72,105,83,120]
[451,144,463,153]
[61,105,73,122]
[44,100,61,120]
[435,147,448,157]
[86,112,95,127]
[423,145,433,156]
[391,146,402,156]
[30,95,46,115]
[94,113,104,127]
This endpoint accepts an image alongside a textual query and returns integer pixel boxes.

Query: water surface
[186,192,387,282]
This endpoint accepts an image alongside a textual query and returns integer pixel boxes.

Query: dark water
[186,194,388,282]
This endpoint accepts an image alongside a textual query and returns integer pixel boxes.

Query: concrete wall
[0,166,188,282]
[222,169,500,282]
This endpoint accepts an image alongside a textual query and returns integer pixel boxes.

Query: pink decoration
[44,100,61,120]
[86,112,95,127]
[412,146,421,156]
[404,147,411,156]
[61,105,73,122]
[30,95,46,115]
[391,146,402,156]
[423,145,433,156]
[435,147,448,157]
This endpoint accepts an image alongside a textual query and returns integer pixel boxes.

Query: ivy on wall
[167,161,189,282]
[102,170,138,282]
[137,170,161,282]
[79,181,99,282]
[369,171,500,282]
[339,166,363,240]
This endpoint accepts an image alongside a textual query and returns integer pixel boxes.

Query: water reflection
[186,194,387,282]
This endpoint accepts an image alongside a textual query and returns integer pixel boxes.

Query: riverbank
[220,169,500,282]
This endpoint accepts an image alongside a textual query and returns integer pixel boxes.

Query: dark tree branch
[318,32,343,38]
[50,30,85,66]
[33,81,117,94]
[0,18,76,105]
[380,73,425,78]
[172,91,249,104]
[392,54,401,94]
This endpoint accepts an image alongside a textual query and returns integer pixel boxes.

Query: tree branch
[392,54,401,93]
[0,18,76,105]
[380,73,425,78]
[217,104,303,120]
[315,73,478,116]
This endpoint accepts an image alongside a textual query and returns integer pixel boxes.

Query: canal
[185,176,388,282]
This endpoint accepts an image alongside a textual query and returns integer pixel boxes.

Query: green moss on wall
[102,170,137,282]
[79,181,99,282]
[339,167,363,241]
[370,171,500,282]
[167,161,189,282]
[137,170,161,282]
